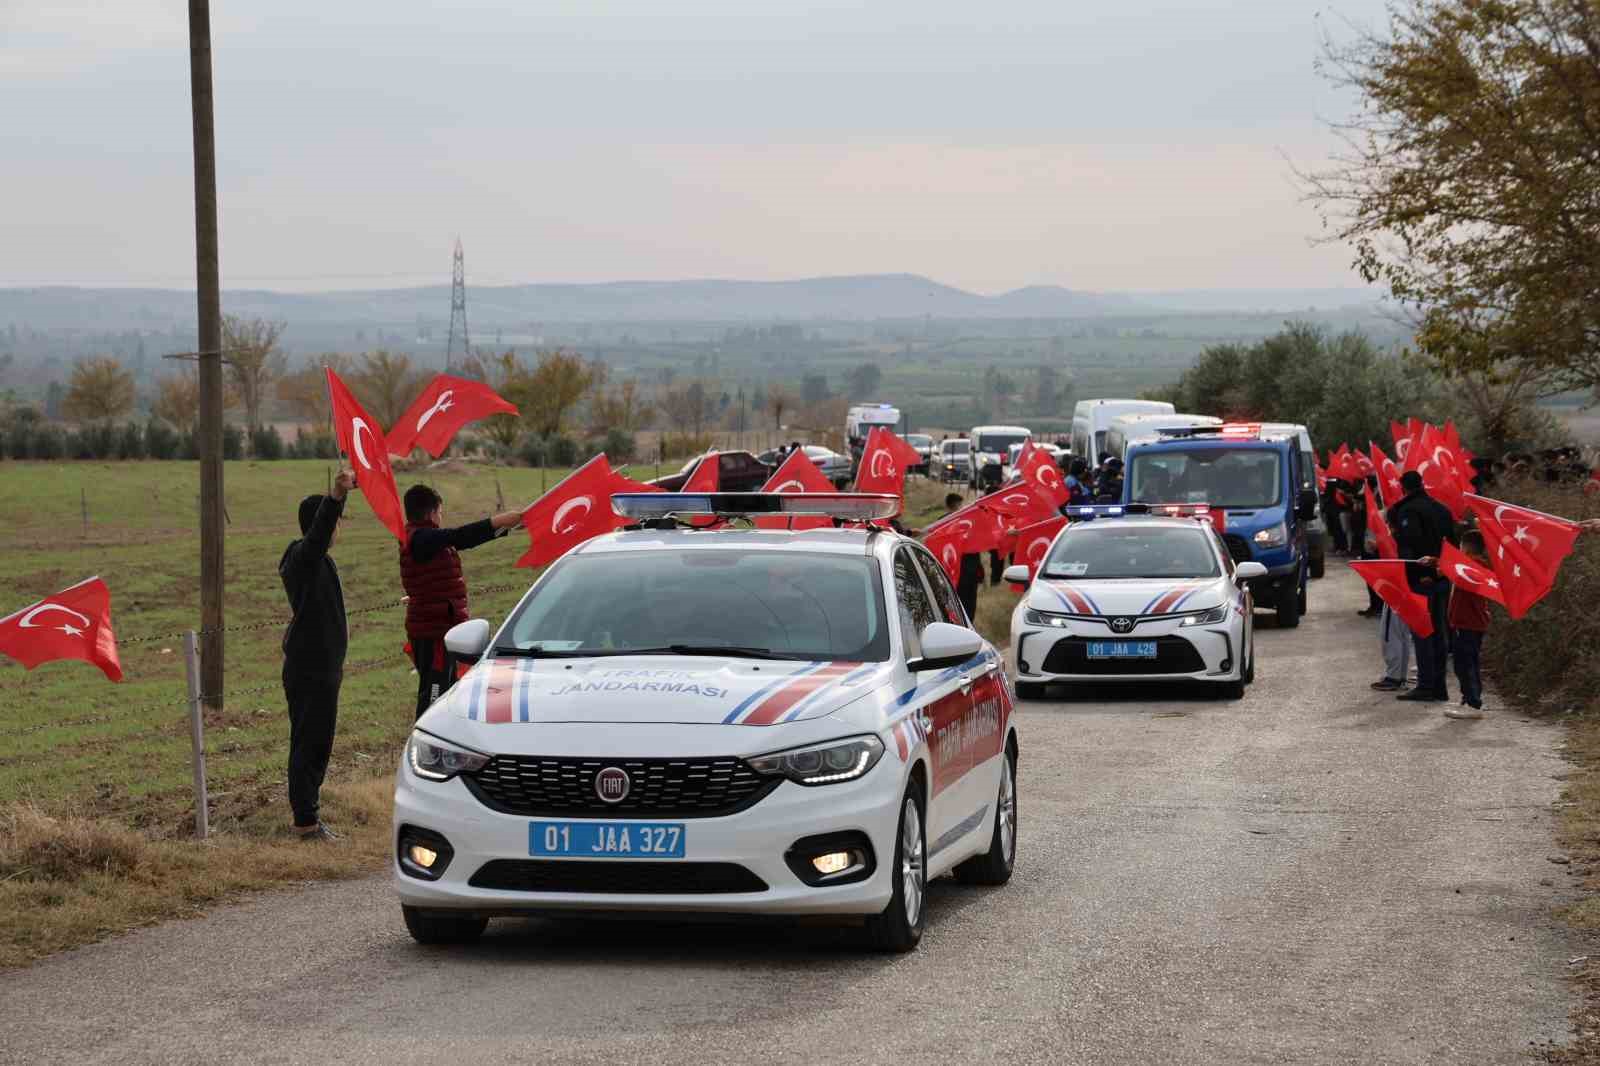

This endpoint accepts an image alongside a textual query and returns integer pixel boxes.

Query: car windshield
[907,435,932,447]
[943,440,970,455]
[498,550,890,661]
[1041,525,1220,580]
[975,432,1028,454]
[1128,448,1282,509]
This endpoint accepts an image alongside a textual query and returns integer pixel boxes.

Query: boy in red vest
[400,485,522,719]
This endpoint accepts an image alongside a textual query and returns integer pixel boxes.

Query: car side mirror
[1001,564,1032,585]
[909,622,983,673]
[1234,561,1268,582]
[1296,489,1318,522]
[444,618,492,663]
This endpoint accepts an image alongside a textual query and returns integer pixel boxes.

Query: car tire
[954,744,1017,886]
[1014,681,1046,701]
[865,783,927,953]
[1242,635,1255,684]
[1309,545,1326,579]
[1275,586,1300,628]
[1218,677,1246,699]
[1297,581,1308,615]
[402,906,488,945]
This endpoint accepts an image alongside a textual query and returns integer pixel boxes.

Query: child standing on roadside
[1444,529,1492,720]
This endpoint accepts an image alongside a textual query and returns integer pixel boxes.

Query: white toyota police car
[395,493,1018,953]
[1006,505,1266,700]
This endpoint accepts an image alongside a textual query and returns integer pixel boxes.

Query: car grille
[1041,636,1207,676]
[1223,534,1253,564]
[462,756,779,819]
[469,860,769,895]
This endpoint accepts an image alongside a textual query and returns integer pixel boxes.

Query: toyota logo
[594,766,631,804]
[1109,617,1135,634]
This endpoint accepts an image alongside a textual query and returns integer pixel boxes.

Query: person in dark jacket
[279,470,354,841]
[401,485,524,719]
[1387,470,1458,703]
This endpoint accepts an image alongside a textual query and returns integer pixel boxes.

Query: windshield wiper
[490,645,597,658]
[649,644,808,661]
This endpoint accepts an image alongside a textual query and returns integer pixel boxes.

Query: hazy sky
[3,0,1392,293]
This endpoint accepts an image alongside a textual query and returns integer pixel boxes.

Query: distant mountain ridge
[0,274,1381,330]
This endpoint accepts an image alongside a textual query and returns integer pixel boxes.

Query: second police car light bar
[611,492,902,522]
[1065,502,1222,524]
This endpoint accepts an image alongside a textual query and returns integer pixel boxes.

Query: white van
[1071,399,1176,468]
[1103,413,1223,463]
[1258,422,1327,579]
[968,424,1032,490]
[845,404,902,462]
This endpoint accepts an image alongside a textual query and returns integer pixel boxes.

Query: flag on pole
[1436,541,1507,609]
[1349,560,1435,637]
[854,426,922,500]
[0,576,123,681]
[326,367,407,542]
[385,374,519,458]
[515,454,619,569]
[755,448,835,531]
[1365,483,1397,558]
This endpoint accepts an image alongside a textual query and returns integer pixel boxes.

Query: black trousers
[411,637,456,721]
[1452,630,1484,706]
[283,668,341,828]
[1411,582,1452,698]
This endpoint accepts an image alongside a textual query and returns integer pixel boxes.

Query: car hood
[426,655,894,727]
[1027,577,1224,618]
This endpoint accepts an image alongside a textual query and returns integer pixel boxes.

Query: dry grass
[0,772,394,969]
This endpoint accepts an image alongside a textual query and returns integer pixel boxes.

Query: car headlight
[408,731,491,781]
[1024,608,1072,627]
[1253,523,1287,547]
[748,735,884,786]
[1179,605,1228,627]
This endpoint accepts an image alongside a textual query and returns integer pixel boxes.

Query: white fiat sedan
[394,493,1019,953]
[1006,507,1266,700]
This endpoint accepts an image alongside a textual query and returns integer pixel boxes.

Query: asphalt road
[0,566,1580,1065]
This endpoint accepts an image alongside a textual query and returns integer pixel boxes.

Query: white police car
[394,493,1019,952]
[1006,505,1266,700]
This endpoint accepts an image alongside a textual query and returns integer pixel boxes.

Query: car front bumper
[393,760,903,918]
[1010,614,1242,683]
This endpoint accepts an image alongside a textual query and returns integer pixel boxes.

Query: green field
[0,459,589,830]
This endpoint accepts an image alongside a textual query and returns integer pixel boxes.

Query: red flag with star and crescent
[1464,494,1579,587]
[854,426,922,500]
[1010,516,1066,581]
[1369,442,1403,509]
[1016,446,1071,509]
[385,374,519,458]
[1349,560,1435,637]
[326,367,407,543]
[1365,482,1398,559]
[921,522,967,586]
[0,576,123,681]
[755,448,835,531]
[516,454,619,570]
[1437,541,1508,610]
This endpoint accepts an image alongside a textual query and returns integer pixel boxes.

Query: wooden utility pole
[188,0,225,711]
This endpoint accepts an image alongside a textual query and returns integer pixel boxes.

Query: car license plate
[529,821,685,859]
[1086,640,1159,659]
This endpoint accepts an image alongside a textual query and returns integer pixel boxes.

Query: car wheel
[954,744,1017,886]
[865,784,927,953]
[1297,580,1308,615]
[1014,681,1046,701]
[1242,634,1255,684]
[402,906,488,945]
[1275,586,1301,629]
[1218,677,1246,699]
[1309,545,1326,579]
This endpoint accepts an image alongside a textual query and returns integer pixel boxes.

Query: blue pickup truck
[1121,427,1318,627]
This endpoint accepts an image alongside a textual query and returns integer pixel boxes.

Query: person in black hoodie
[279,469,354,841]
[1387,470,1458,703]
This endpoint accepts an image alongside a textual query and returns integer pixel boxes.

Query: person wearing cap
[278,469,355,841]
[400,485,524,721]
[1386,469,1458,703]
[1094,457,1124,503]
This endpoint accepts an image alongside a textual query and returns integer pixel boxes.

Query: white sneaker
[1444,706,1484,720]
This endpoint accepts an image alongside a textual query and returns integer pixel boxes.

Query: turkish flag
[924,499,1010,554]
[854,427,922,499]
[1473,511,1550,619]
[975,483,1057,527]
[1366,483,1398,558]
[1010,516,1066,580]
[1016,447,1070,509]
[921,522,967,587]
[515,454,618,569]
[682,452,720,493]
[756,448,835,531]
[1465,494,1579,580]
[1369,442,1402,509]
[0,576,122,681]
[385,374,519,458]
[1390,420,1412,464]
[1437,541,1508,609]
[1349,560,1435,637]
[326,368,407,543]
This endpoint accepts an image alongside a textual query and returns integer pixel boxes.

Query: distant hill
[0,274,1381,331]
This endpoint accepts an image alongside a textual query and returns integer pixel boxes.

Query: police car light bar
[1063,504,1140,519]
[611,492,901,521]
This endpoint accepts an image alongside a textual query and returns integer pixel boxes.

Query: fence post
[183,630,210,840]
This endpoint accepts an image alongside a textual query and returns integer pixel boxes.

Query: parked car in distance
[649,450,773,492]
[905,434,934,475]
[755,444,853,488]
[938,438,971,483]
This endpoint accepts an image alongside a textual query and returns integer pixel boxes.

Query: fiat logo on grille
[594,766,631,804]
[1109,616,1135,634]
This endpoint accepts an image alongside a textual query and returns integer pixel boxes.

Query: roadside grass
[0,458,588,965]
[1474,477,1600,1065]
